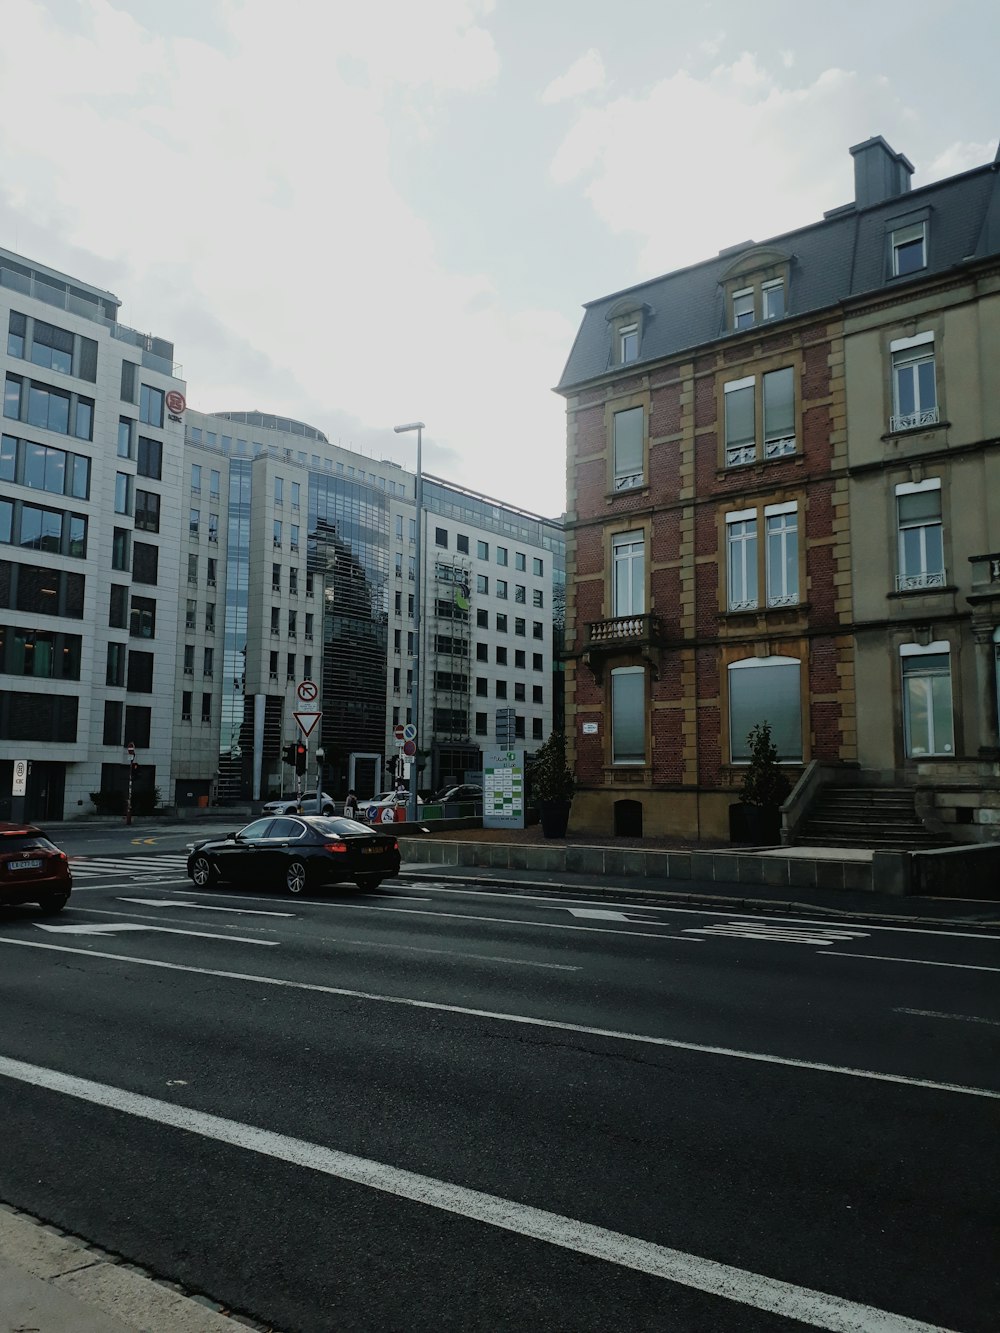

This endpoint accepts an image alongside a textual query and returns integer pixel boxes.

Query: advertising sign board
[482,748,525,830]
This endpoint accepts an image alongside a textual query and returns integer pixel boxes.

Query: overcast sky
[1,1,996,517]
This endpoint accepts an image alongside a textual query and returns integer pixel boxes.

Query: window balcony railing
[896,569,946,592]
[583,612,665,685]
[728,597,758,612]
[890,407,940,433]
[763,435,796,459]
[725,444,756,468]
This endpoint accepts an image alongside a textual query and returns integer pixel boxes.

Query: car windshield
[310,817,375,836]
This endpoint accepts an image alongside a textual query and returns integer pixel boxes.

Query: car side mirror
[227,831,238,840]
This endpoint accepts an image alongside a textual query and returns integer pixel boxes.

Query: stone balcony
[582,612,666,683]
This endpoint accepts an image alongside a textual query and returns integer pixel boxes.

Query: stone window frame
[717,351,801,471]
[605,297,651,369]
[720,246,791,333]
[605,388,650,496]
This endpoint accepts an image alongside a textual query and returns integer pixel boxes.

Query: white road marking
[568,908,634,921]
[117,897,293,917]
[825,952,1000,974]
[685,923,870,946]
[895,1008,1000,1027]
[406,883,1000,941]
[0,937,995,1101]
[0,1054,959,1333]
[345,938,580,971]
[33,922,276,945]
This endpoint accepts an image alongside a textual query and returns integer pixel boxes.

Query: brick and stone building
[556,135,1000,843]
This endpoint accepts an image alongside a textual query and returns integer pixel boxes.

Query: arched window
[728,656,801,762]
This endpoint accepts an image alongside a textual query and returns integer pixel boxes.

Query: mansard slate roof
[556,150,1000,393]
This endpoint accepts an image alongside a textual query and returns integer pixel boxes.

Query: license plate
[11,859,42,871]
[361,846,383,855]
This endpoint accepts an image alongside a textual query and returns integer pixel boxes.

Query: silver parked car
[262,791,338,816]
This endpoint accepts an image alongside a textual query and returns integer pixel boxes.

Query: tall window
[891,334,937,431]
[762,279,785,321]
[729,657,802,762]
[613,406,643,491]
[765,504,798,606]
[619,325,638,363]
[724,378,755,467]
[139,384,164,427]
[896,480,944,590]
[732,289,754,329]
[613,532,644,616]
[901,644,953,757]
[611,667,645,765]
[726,511,758,611]
[763,368,795,458]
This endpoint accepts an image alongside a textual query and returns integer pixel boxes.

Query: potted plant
[730,721,791,845]
[530,730,575,839]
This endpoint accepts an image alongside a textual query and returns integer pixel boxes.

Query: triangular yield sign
[293,710,322,737]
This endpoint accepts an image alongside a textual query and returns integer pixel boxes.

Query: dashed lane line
[824,951,1000,974]
[895,1008,1000,1027]
[0,1055,960,1333]
[0,936,996,1101]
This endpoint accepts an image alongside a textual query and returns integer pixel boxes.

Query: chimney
[849,136,914,209]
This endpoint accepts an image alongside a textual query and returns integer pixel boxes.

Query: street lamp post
[394,421,424,822]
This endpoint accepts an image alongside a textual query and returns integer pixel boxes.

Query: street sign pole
[125,742,136,826]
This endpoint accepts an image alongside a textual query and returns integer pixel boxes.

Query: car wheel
[190,854,215,888]
[37,895,69,916]
[355,875,382,891]
[286,859,308,895]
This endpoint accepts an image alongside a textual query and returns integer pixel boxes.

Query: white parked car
[361,791,423,823]
[262,791,338,816]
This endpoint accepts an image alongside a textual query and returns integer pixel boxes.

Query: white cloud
[0,0,573,515]
[541,49,606,104]
[924,138,998,181]
[549,54,924,276]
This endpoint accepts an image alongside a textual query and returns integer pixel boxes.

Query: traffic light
[282,743,296,767]
[295,743,307,775]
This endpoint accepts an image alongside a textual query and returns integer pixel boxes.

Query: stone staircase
[795,786,948,850]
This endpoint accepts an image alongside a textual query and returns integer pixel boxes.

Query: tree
[529,730,575,803]
[740,722,791,809]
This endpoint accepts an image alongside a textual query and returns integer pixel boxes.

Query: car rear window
[310,817,375,836]
[1,835,57,853]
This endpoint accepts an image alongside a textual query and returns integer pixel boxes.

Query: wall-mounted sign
[166,390,187,416]
[582,721,598,734]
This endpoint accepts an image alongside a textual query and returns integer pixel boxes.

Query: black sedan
[186,816,401,895]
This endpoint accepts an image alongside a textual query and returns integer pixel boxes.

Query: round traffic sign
[380,807,396,824]
[393,723,406,742]
[366,806,379,823]
[296,679,319,704]
[402,740,416,757]
[402,724,417,742]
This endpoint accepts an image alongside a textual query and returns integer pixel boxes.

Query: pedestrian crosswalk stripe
[684,921,870,946]
[70,854,190,878]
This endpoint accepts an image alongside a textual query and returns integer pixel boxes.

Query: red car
[0,823,72,914]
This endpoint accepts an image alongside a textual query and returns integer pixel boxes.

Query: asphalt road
[0,856,997,1332]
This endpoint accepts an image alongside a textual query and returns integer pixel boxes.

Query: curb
[397,869,1000,932]
[0,1203,277,1332]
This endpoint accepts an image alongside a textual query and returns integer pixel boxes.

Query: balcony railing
[896,569,946,592]
[890,407,940,433]
[583,613,665,683]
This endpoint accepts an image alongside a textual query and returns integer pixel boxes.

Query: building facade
[0,248,185,821]
[557,136,1000,842]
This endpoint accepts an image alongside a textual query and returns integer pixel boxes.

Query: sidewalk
[0,1207,264,1333]
[397,830,1000,929]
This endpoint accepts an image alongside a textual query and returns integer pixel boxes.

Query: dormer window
[732,289,754,329]
[606,298,650,367]
[762,279,785,321]
[892,222,926,276]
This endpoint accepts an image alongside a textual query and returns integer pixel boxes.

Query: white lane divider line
[34,922,276,945]
[0,1054,959,1333]
[684,922,870,946]
[117,897,294,917]
[896,1008,1000,1027]
[825,951,1000,974]
[0,936,996,1101]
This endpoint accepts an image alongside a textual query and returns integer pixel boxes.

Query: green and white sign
[483,748,525,829]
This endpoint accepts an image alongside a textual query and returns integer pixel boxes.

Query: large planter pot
[539,799,572,839]
[729,802,781,846]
